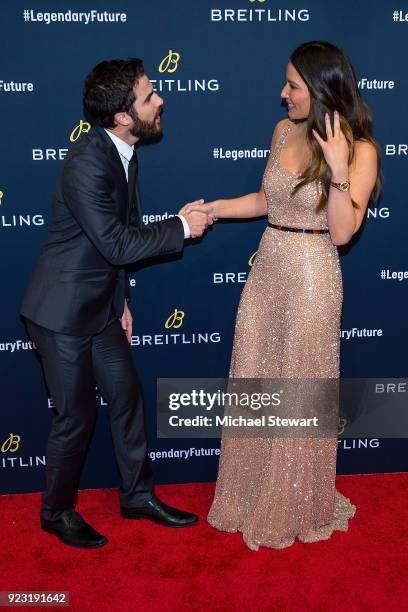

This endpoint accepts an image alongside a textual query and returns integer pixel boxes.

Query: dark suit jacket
[21,126,184,335]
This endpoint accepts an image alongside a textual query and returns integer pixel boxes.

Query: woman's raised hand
[312,111,350,179]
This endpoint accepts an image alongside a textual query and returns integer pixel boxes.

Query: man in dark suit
[21,58,211,548]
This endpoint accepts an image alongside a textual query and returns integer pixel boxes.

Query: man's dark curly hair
[83,58,145,128]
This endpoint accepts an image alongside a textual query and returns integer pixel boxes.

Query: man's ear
[113,111,132,127]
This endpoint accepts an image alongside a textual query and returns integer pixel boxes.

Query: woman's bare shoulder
[270,118,290,150]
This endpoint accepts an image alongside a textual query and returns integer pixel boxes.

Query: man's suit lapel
[128,151,143,229]
[90,126,129,223]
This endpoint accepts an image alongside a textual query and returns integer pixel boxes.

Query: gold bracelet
[330,180,350,192]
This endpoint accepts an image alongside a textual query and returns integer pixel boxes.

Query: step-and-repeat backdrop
[1,0,407,494]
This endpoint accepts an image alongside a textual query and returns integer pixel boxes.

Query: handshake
[178,200,216,239]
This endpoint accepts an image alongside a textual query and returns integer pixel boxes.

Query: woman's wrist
[330,166,349,182]
[211,200,222,218]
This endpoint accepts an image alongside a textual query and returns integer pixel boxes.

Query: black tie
[127,150,142,228]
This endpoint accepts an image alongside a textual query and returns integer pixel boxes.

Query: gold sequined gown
[207,121,356,550]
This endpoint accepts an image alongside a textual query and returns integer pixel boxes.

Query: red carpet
[1,474,407,611]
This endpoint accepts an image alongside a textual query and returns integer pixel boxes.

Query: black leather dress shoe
[41,510,108,548]
[121,494,198,527]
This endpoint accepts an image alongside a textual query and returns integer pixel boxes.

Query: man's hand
[180,201,216,220]
[121,300,133,343]
[178,199,214,238]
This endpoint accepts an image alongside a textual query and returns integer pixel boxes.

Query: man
[21,58,211,549]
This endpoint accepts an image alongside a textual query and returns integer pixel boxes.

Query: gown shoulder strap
[273,120,293,157]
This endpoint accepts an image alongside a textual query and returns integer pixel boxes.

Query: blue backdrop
[1,0,407,495]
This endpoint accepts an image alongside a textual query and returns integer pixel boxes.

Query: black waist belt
[268,222,329,235]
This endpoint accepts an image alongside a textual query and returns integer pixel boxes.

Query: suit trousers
[25,317,154,521]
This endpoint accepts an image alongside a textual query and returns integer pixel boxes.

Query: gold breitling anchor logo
[158,50,181,74]
[0,191,3,206]
[1,433,21,453]
[338,418,348,436]
[165,308,185,329]
[69,119,91,143]
[248,251,257,267]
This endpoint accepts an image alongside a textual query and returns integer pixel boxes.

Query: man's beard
[128,106,163,142]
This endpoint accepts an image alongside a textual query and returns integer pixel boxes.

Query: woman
[184,41,380,550]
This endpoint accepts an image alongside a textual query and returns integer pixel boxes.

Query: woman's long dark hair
[289,41,381,210]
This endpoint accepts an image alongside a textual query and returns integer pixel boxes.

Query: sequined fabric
[207,121,356,550]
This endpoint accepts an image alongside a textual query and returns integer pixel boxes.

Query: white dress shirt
[104,129,190,238]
